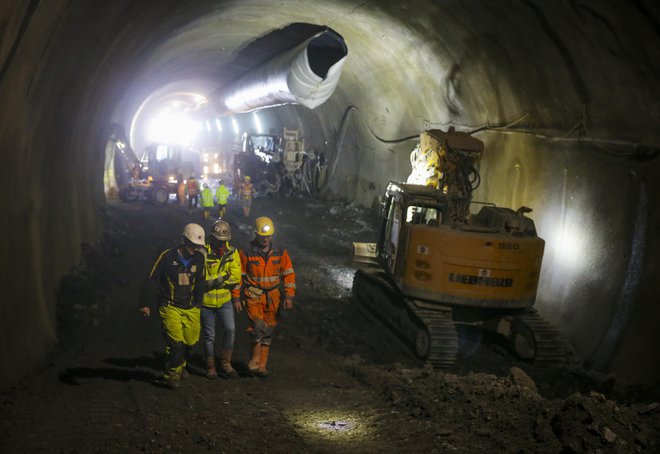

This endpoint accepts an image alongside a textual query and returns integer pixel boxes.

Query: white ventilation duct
[212,28,348,114]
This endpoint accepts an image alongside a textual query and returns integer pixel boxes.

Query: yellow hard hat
[255,216,274,236]
[245,175,251,181]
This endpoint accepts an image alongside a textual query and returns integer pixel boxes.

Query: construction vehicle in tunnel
[233,131,282,196]
[233,128,324,196]
[352,128,571,367]
[117,142,201,204]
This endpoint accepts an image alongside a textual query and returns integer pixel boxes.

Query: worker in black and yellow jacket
[201,220,242,379]
[139,223,206,389]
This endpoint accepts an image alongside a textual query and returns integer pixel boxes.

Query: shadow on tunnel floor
[104,354,164,371]
[59,367,158,386]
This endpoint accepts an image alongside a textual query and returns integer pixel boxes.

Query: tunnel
[1,0,659,451]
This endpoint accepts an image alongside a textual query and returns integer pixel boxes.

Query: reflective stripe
[282,268,294,276]
[284,283,296,288]
[253,276,280,283]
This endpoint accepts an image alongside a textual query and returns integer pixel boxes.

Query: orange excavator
[352,128,572,367]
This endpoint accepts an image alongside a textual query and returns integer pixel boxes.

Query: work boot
[205,356,218,379]
[248,342,261,373]
[220,350,239,379]
[254,344,270,377]
[166,374,181,390]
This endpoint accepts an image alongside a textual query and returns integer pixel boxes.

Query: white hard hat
[182,223,205,246]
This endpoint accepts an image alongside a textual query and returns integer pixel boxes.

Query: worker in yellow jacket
[201,183,214,219]
[215,179,230,219]
[201,220,242,378]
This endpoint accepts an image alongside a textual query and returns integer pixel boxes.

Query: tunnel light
[147,112,197,145]
[205,120,212,132]
[232,118,239,135]
[253,112,262,134]
[215,118,222,132]
[213,164,220,174]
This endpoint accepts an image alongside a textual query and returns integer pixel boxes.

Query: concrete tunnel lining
[1,0,660,392]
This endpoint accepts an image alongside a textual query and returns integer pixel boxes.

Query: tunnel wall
[0,0,204,391]
[1,0,660,391]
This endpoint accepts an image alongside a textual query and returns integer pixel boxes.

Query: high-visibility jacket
[141,247,205,309]
[201,187,214,207]
[233,242,295,311]
[187,179,200,196]
[216,184,230,205]
[203,242,241,308]
[239,181,253,199]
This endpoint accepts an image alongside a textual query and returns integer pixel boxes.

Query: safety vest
[234,243,296,304]
[201,187,214,207]
[216,185,230,205]
[240,182,253,199]
[187,179,199,196]
[203,243,241,308]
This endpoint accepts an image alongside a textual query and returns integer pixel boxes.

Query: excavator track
[514,309,577,366]
[352,269,459,368]
[409,303,459,368]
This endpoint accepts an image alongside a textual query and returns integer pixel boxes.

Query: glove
[206,276,224,290]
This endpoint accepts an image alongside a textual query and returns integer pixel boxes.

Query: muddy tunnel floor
[1,196,659,453]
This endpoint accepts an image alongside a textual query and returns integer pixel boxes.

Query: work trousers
[201,304,235,357]
[245,289,281,345]
[159,305,201,379]
[188,194,199,209]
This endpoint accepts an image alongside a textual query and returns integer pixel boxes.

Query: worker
[200,183,214,219]
[186,175,200,215]
[233,216,295,377]
[177,180,186,206]
[176,172,185,206]
[201,220,242,379]
[238,175,253,218]
[139,223,206,389]
[215,179,230,218]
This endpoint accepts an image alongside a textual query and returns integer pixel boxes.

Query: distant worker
[139,223,206,389]
[233,217,295,377]
[187,175,200,215]
[216,179,230,219]
[201,220,242,379]
[238,175,254,218]
[201,183,214,219]
[177,180,186,207]
[176,172,185,206]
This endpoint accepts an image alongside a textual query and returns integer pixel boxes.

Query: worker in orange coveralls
[238,175,254,218]
[233,216,295,377]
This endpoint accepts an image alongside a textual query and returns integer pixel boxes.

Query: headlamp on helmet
[254,216,275,237]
